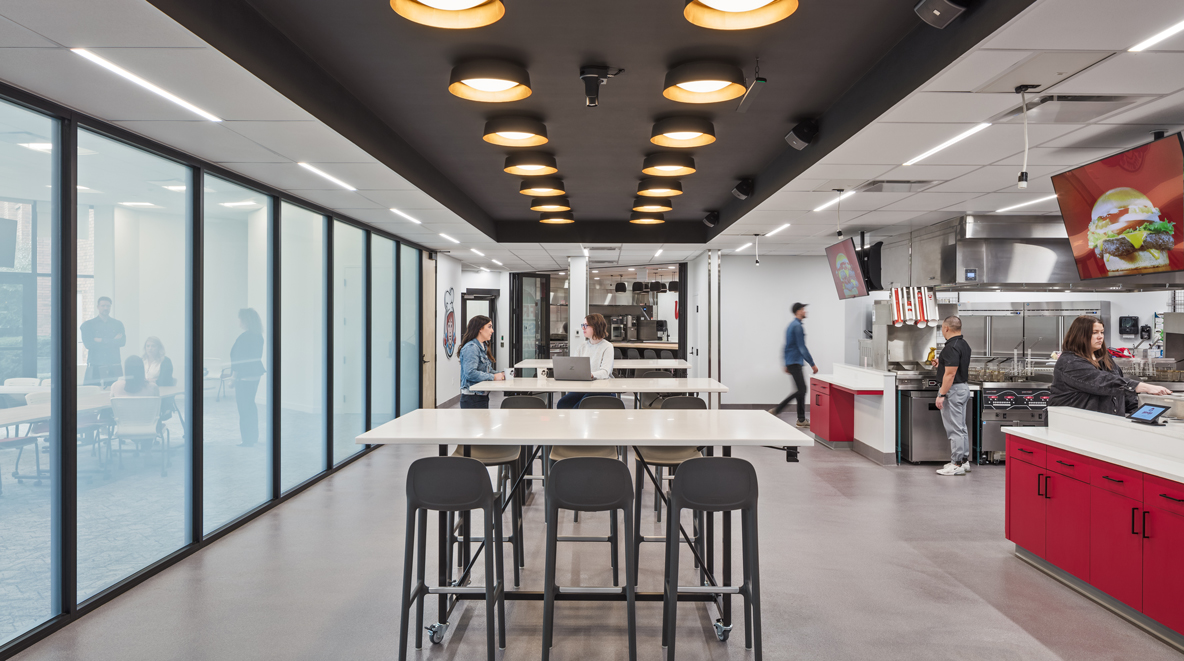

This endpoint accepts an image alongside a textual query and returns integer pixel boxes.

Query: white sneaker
[936,463,966,476]
[963,461,972,472]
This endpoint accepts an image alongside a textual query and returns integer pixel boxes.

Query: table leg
[462,444,472,576]
[723,445,732,628]
[438,444,449,627]
[705,446,714,580]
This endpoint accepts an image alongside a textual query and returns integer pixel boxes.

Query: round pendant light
[642,153,696,177]
[504,152,558,176]
[633,197,673,212]
[519,178,565,196]
[448,60,532,102]
[530,197,570,212]
[483,117,548,146]
[630,212,665,225]
[539,211,574,224]
[662,62,746,104]
[683,0,798,30]
[650,117,716,148]
[390,0,505,29]
[637,178,683,197]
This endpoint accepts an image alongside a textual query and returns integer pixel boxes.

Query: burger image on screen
[1088,187,1175,274]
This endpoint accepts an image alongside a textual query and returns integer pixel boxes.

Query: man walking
[81,296,126,388]
[771,302,818,427]
[934,316,972,476]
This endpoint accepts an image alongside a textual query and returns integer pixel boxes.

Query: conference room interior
[4,0,1184,659]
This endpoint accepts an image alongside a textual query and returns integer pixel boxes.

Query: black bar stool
[398,457,506,661]
[542,457,637,661]
[662,457,762,660]
[638,369,673,409]
[634,396,705,569]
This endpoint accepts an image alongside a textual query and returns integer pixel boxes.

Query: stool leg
[662,501,681,659]
[623,505,637,661]
[610,508,619,587]
[742,507,752,650]
[746,507,763,660]
[654,466,662,520]
[633,457,644,583]
[492,500,507,650]
[398,504,416,661]
[483,504,498,660]
[415,509,428,649]
[542,501,559,661]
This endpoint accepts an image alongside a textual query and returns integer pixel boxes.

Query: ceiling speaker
[913,0,965,29]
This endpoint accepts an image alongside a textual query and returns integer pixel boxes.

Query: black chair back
[670,457,758,513]
[546,457,633,512]
[502,395,547,409]
[614,348,623,360]
[640,370,673,379]
[626,349,641,360]
[660,350,674,360]
[579,396,625,410]
[661,396,706,410]
[405,457,493,511]
[643,349,658,359]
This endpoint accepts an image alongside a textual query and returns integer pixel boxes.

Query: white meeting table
[471,376,726,409]
[514,358,691,370]
[359,408,811,648]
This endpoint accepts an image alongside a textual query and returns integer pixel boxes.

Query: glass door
[511,273,549,377]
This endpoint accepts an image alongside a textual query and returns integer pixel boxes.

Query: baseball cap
[792,302,807,313]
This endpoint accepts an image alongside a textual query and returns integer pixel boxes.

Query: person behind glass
[459,315,503,409]
[142,336,175,387]
[1051,315,1170,415]
[231,308,266,447]
[557,313,614,409]
[110,355,159,398]
[81,296,126,388]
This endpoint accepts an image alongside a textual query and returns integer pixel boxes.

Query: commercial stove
[897,372,977,463]
[980,381,1050,457]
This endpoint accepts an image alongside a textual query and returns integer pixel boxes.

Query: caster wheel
[426,622,448,645]
[713,619,732,642]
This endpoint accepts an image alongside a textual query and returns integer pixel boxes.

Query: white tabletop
[0,386,50,395]
[515,359,691,370]
[358,408,813,446]
[470,377,727,393]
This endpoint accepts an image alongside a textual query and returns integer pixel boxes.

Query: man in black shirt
[80,296,126,388]
[934,315,972,476]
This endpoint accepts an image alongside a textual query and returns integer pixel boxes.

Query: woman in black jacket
[1050,315,1170,416]
[231,308,266,447]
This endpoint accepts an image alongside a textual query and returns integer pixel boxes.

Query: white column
[708,249,721,409]
[568,255,589,355]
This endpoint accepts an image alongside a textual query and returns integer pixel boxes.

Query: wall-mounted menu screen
[825,237,868,299]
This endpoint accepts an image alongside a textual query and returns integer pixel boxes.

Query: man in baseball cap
[770,303,818,427]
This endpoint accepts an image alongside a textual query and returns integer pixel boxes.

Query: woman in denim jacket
[459,315,504,408]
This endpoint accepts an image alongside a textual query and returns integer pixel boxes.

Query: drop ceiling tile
[0,0,206,47]
[774,178,832,193]
[287,189,385,210]
[992,146,1119,166]
[875,164,981,182]
[878,92,1020,124]
[844,210,923,226]
[920,123,1080,166]
[1040,124,1181,150]
[796,163,896,180]
[923,50,1034,93]
[942,192,1063,214]
[114,121,287,163]
[1051,53,1184,95]
[224,121,376,163]
[359,189,443,210]
[825,123,977,165]
[879,192,985,211]
[1101,89,1184,126]
[222,162,335,190]
[928,165,1059,193]
[983,0,1184,51]
[0,16,57,46]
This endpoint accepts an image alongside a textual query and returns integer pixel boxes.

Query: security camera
[785,119,819,151]
[732,179,754,200]
[755,257,760,266]
[580,66,623,108]
[703,211,719,228]
[836,229,844,237]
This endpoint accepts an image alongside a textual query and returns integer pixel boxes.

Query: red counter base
[1005,434,1184,649]
[809,378,881,447]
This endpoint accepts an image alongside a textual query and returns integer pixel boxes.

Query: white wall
[459,268,511,369]
[435,254,463,404]
[720,255,845,406]
[686,252,709,378]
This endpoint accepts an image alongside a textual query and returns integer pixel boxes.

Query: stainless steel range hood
[878,215,1184,292]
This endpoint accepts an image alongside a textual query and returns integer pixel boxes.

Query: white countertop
[358,408,813,446]
[812,364,894,393]
[471,377,727,393]
[515,359,691,369]
[1003,407,1184,483]
[811,374,885,393]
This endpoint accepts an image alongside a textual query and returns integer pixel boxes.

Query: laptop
[553,356,594,381]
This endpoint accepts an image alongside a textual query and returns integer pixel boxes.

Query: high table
[358,408,812,648]
[514,358,691,370]
[472,376,727,409]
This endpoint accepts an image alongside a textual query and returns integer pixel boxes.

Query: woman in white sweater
[557,313,615,409]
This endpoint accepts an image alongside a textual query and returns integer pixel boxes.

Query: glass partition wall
[0,89,424,653]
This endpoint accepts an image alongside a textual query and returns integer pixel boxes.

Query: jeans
[773,364,808,421]
[460,394,489,409]
[235,377,261,446]
[941,383,971,464]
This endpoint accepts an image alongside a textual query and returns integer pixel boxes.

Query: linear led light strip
[298,163,356,191]
[390,208,422,224]
[439,233,460,243]
[71,49,222,122]
[995,194,1057,213]
[813,190,855,212]
[734,242,752,252]
[765,223,790,236]
[903,123,991,166]
[1130,17,1184,51]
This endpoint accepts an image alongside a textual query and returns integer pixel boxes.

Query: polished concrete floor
[11,431,1183,660]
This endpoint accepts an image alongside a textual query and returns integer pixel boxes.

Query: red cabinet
[1007,458,1047,557]
[1143,505,1184,635]
[1045,472,1091,582]
[1089,486,1143,611]
[809,379,830,441]
[808,378,855,444]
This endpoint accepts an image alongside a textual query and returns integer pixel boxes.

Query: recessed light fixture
[390,0,505,29]
[448,60,532,102]
[519,178,566,196]
[903,123,991,166]
[684,0,799,30]
[72,49,222,122]
[655,249,664,257]
[813,190,855,212]
[119,202,155,207]
[735,242,753,252]
[298,163,356,191]
[630,212,665,224]
[221,200,259,207]
[480,266,490,271]
[633,197,673,212]
[482,116,548,146]
[642,153,696,177]
[650,117,716,147]
[492,259,503,265]
[637,179,684,197]
[539,211,575,224]
[995,194,1057,213]
[530,197,571,212]
[390,208,423,224]
[162,185,187,192]
[1129,17,1184,51]
[18,143,54,153]
[592,269,599,273]
[766,223,790,236]
[662,61,746,104]
[471,248,486,256]
[504,152,558,176]
[594,277,600,280]
[628,268,636,271]
[440,233,460,243]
